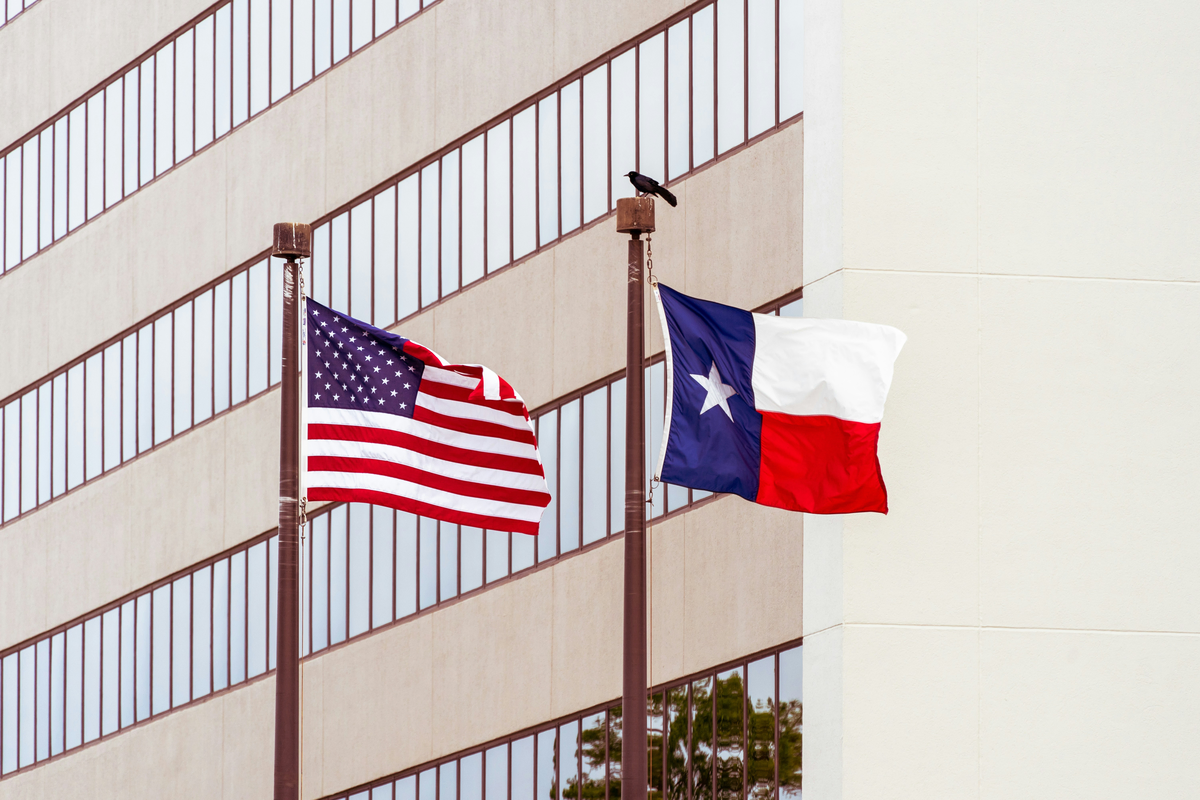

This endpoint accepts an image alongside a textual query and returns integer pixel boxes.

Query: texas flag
[652,284,905,514]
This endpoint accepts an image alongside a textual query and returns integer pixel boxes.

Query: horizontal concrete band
[0,0,706,397]
[0,495,805,800]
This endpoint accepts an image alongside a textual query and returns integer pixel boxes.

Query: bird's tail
[658,186,678,207]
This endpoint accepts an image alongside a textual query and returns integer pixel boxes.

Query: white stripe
[421,364,478,389]
[415,391,531,431]
[307,438,549,493]
[307,470,545,522]
[307,406,537,459]
[750,313,906,424]
[652,283,675,483]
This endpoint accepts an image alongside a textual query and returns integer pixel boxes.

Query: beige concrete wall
[0,0,699,402]
[804,0,1200,796]
[0,0,214,149]
[0,120,802,656]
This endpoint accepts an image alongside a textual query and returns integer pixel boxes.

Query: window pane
[174,302,193,434]
[214,279,232,413]
[193,566,213,700]
[779,0,802,120]
[331,211,350,312]
[39,130,53,249]
[692,677,713,800]
[512,525,535,573]
[37,386,50,504]
[216,4,234,136]
[155,43,176,175]
[512,736,534,800]
[67,106,85,230]
[330,507,349,643]
[247,542,268,677]
[231,271,248,404]
[176,30,196,161]
[314,0,332,75]
[418,516,437,609]
[559,399,580,553]
[397,175,419,317]
[537,410,557,560]
[374,187,397,325]
[485,528,508,583]
[83,354,101,483]
[121,335,136,462]
[196,15,216,149]
[212,558,229,691]
[441,150,460,296]
[581,712,606,800]
[716,0,745,153]
[559,721,578,800]
[372,506,394,629]
[439,520,457,602]
[271,0,292,102]
[270,258,283,387]
[103,81,122,209]
[311,514,330,652]
[559,81,581,235]
[461,526,483,594]
[120,601,135,728]
[20,393,35,513]
[462,752,482,800]
[582,387,607,545]
[746,657,775,800]
[139,58,156,186]
[153,314,173,445]
[396,511,417,618]
[230,550,247,684]
[135,594,151,720]
[18,646,33,765]
[536,728,557,800]
[538,95,558,246]
[667,21,691,180]
[710,671,739,800]
[639,33,666,185]
[249,0,269,114]
[36,640,49,760]
[374,0,395,37]
[512,107,536,259]
[232,0,250,125]
[1,402,14,521]
[194,289,214,424]
[693,7,716,166]
[248,260,269,396]
[646,362,665,519]
[54,118,68,238]
[610,378,625,533]
[103,343,122,472]
[332,0,350,62]
[611,50,636,204]
[348,503,371,637]
[440,761,457,800]
[66,364,84,489]
[747,0,776,137]
[582,66,607,222]
[86,93,105,219]
[171,576,191,708]
[151,586,171,715]
[268,536,278,671]
[294,0,314,87]
[666,685,688,800]
[485,121,510,272]
[461,135,484,285]
[2,655,17,770]
[486,744,508,800]
[350,199,373,321]
[778,647,802,800]
[420,163,439,306]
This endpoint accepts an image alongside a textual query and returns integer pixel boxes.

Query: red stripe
[755,413,888,514]
[308,487,541,536]
[308,423,545,475]
[403,340,445,367]
[412,405,536,445]
[418,379,529,417]
[309,455,552,507]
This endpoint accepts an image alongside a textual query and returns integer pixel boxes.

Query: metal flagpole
[271,222,312,800]
[616,196,655,800]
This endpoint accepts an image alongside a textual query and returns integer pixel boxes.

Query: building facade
[0,0,1196,798]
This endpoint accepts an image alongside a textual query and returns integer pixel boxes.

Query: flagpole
[616,197,655,800]
[271,222,312,800]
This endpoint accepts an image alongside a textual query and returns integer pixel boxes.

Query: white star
[314,371,322,378]
[320,321,328,327]
[382,379,389,385]
[386,360,394,366]
[365,355,372,362]
[399,402,407,409]
[403,383,411,390]
[390,390,398,397]
[408,366,415,372]
[396,371,403,377]
[378,398,385,405]
[313,393,321,400]
[373,366,380,373]
[333,394,340,401]
[341,327,348,333]
[324,383,331,389]
[690,362,738,422]
[349,336,357,343]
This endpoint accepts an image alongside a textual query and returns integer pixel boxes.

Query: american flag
[304,298,550,535]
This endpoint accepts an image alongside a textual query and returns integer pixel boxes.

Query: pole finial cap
[616,197,655,235]
[272,223,313,259]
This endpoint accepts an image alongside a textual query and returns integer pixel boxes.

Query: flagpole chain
[645,236,657,287]
[647,477,660,506]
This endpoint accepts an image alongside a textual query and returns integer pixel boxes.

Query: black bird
[625,171,678,207]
